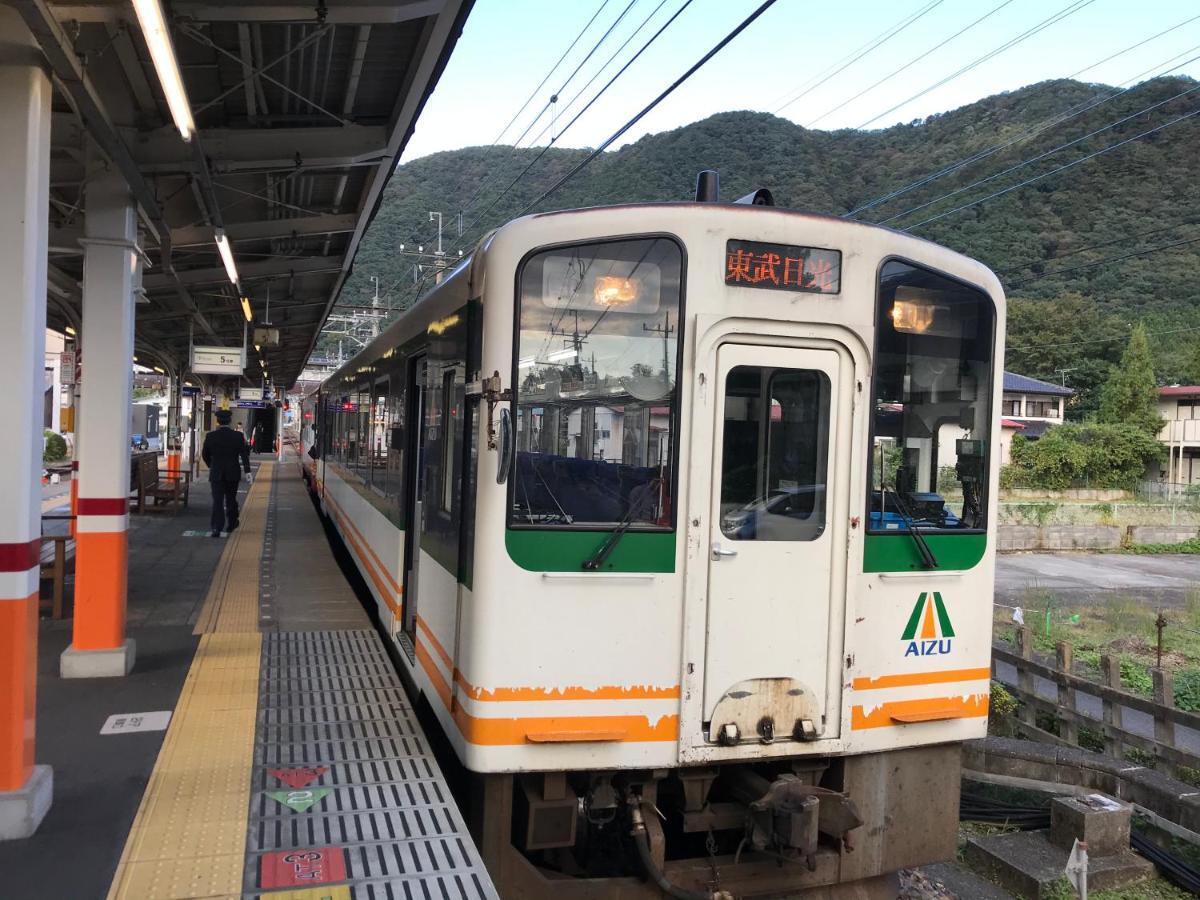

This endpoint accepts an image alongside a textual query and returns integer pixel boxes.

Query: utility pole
[1055,367,1077,387]
[643,311,675,378]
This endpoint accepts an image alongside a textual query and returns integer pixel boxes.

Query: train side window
[718,366,829,542]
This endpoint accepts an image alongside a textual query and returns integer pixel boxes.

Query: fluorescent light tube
[130,0,196,141]
[215,230,239,285]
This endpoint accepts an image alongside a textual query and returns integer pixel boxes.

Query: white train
[303,185,1004,899]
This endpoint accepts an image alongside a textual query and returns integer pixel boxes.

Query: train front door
[703,343,845,744]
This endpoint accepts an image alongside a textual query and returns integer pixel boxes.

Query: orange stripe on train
[851,695,988,730]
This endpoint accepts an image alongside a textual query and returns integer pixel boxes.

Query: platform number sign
[724,239,841,294]
[259,846,349,889]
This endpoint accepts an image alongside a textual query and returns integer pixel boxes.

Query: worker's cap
[215,409,232,424]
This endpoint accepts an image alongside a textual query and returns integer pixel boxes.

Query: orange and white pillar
[61,168,138,679]
[0,6,54,838]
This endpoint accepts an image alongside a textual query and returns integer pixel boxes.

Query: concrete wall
[998,524,1200,551]
[1004,488,1132,501]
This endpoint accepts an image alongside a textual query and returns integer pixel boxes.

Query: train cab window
[512,237,682,528]
[870,261,995,532]
[719,367,830,541]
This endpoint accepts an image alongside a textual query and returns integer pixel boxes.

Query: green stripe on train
[863,532,986,573]
[506,529,676,573]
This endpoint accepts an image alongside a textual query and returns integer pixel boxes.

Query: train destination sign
[724,239,841,294]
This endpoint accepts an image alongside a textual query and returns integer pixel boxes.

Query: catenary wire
[877,78,1200,226]
[856,0,1100,130]
[994,216,1198,275]
[487,0,614,146]
[901,104,1200,231]
[512,0,783,217]
[846,37,1200,218]
[773,0,946,116]
[520,0,676,154]
[456,0,699,241]
[1066,11,1200,80]
[404,0,780,309]
[1006,235,1200,288]
[805,0,1017,128]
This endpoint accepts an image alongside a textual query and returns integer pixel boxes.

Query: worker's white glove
[244,472,253,485]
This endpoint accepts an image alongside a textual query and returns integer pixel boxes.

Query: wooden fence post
[1101,654,1124,758]
[1153,668,1177,777]
[1057,642,1077,744]
[1016,626,1035,730]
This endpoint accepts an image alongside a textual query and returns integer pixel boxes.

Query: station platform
[1,451,497,900]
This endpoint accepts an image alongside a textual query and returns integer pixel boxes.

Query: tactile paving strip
[245,467,497,899]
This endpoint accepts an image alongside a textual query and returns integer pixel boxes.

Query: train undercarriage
[467,744,960,899]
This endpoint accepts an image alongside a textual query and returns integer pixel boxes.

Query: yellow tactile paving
[107,465,275,900]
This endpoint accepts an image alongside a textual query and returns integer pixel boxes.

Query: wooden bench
[129,452,191,514]
[40,515,74,619]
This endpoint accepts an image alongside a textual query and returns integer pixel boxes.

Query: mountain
[334,76,1200,416]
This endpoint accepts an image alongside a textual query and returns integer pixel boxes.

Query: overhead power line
[846,35,1200,218]
[513,0,783,217]
[488,0,614,147]
[454,0,642,222]
[856,0,1100,130]
[878,79,1200,226]
[901,104,1200,231]
[806,0,1017,128]
[995,217,1198,275]
[773,0,946,116]
[1006,234,1200,288]
[456,0,699,241]
[1008,323,1200,353]
[1066,12,1200,80]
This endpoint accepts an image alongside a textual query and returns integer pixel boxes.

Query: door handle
[711,542,738,560]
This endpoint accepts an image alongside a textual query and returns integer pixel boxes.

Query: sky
[400,0,1200,163]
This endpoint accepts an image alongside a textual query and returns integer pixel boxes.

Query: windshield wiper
[883,484,939,569]
[582,477,661,571]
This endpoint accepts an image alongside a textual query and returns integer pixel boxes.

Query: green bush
[42,430,67,463]
[1120,658,1153,696]
[1008,423,1164,490]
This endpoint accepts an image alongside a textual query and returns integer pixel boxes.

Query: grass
[1124,536,1200,554]
[993,587,1200,713]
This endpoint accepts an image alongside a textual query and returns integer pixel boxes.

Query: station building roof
[17,0,472,386]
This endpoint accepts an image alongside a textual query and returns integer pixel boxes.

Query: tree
[1186,338,1200,386]
[1098,323,1162,436]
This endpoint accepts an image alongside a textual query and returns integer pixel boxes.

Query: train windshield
[512,237,683,528]
[870,261,995,533]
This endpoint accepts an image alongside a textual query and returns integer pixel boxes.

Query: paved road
[996,553,1200,606]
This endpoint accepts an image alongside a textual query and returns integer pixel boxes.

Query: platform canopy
[16,0,471,386]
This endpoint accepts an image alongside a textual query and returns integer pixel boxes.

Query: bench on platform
[40,515,75,619]
[129,451,191,514]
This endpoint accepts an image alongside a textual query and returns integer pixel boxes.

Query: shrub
[1120,658,1153,696]
[42,430,67,463]
[1008,423,1164,490]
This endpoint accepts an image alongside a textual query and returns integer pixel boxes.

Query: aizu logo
[902,592,955,657]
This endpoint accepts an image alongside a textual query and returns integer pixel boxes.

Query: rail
[993,626,1200,777]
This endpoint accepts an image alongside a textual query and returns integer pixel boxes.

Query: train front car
[313,200,1004,898]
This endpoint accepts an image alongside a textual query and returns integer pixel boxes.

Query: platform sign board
[235,400,269,409]
[191,345,245,375]
[240,387,264,401]
[60,350,76,385]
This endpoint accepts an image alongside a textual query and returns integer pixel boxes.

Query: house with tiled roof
[998,371,1074,463]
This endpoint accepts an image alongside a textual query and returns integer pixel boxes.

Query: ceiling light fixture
[214,230,239,286]
[130,0,195,141]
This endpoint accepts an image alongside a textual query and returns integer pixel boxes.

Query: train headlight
[593,276,639,307]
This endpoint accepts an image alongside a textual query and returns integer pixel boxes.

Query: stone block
[1049,795,1130,857]
[60,638,136,678]
[966,829,1153,899]
[0,765,52,840]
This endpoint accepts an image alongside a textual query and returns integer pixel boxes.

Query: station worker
[202,409,252,537]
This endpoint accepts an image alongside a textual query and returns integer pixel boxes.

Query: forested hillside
[334,76,1199,416]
